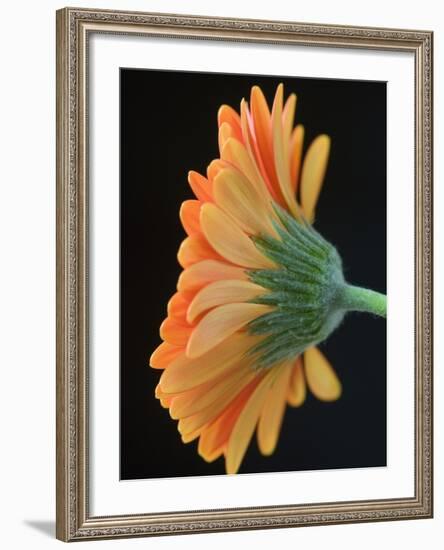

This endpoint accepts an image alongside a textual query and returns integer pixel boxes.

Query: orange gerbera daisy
[149,83,386,475]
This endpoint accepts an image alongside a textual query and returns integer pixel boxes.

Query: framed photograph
[56,7,433,541]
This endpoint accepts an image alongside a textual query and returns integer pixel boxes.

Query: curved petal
[198,377,261,462]
[287,357,306,406]
[250,85,277,187]
[188,170,213,202]
[181,428,201,444]
[290,125,304,191]
[220,138,271,205]
[217,104,243,142]
[282,93,297,142]
[200,203,275,269]
[257,363,292,455]
[207,159,228,183]
[159,317,192,347]
[271,84,301,217]
[240,99,281,204]
[304,346,342,401]
[218,122,234,153]
[177,259,248,293]
[186,302,272,359]
[178,367,257,436]
[300,135,331,222]
[155,383,174,408]
[159,333,259,393]
[213,168,277,236]
[197,441,225,463]
[169,361,252,420]
[149,342,184,369]
[187,279,267,323]
[180,200,201,235]
[226,370,274,474]
[167,292,193,323]
[177,233,222,268]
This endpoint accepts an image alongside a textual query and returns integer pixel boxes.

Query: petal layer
[177,234,221,268]
[287,357,306,406]
[159,318,192,346]
[200,203,275,269]
[271,84,300,217]
[177,260,248,293]
[188,171,213,202]
[149,342,184,369]
[159,333,258,393]
[180,200,201,235]
[186,302,272,359]
[213,168,276,236]
[198,377,261,462]
[257,363,292,455]
[304,346,342,401]
[226,371,273,474]
[187,279,267,323]
[300,135,330,222]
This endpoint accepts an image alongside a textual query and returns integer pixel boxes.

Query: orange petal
[187,279,267,323]
[304,346,342,401]
[287,357,306,406]
[168,377,216,421]
[188,171,213,202]
[181,428,201,444]
[186,302,272,359]
[240,99,280,204]
[159,317,192,346]
[218,122,234,154]
[149,342,184,369]
[220,138,271,205]
[155,383,174,408]
[213,168,277,236]
[169,361,251,420]
[159,397,172,408]
[177,234,222,268]
[283,93,297,142]
[207,159,228,183]
[218,104,243,141]
[198,377,262,461]
[180,200,201,235]
[177,260,248,293]
[300,135,331,223]
[159,332,259,393]
[197,440,225,463]
[272,84,301,218]
[178,367,257,436]
[290,125,304,191]
[226,369,274,474]
[257,363,292,455]
[250,86,276,184]
[200,203,275,269]
[167,292,193,323]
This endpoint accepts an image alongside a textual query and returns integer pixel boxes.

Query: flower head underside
[149,83,386,475]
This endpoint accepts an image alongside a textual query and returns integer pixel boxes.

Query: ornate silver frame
[56,7,433,541]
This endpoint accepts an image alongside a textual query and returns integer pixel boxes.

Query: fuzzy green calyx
[246,204,386,369]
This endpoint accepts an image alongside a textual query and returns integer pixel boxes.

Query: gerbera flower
[149,84,386,475]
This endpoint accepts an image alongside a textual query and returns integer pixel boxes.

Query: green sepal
[246,203,346,368]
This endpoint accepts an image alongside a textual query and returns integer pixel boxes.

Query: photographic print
[120,69,387,480]
[57,8,432,540]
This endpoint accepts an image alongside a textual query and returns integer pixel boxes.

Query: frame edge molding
[56,6,433,542]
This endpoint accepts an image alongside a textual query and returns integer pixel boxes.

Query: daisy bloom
[149,84,387,475]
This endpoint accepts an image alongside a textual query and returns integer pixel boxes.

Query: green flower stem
[340,284,387,318]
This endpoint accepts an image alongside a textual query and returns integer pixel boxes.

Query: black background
[120,69,387,480]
